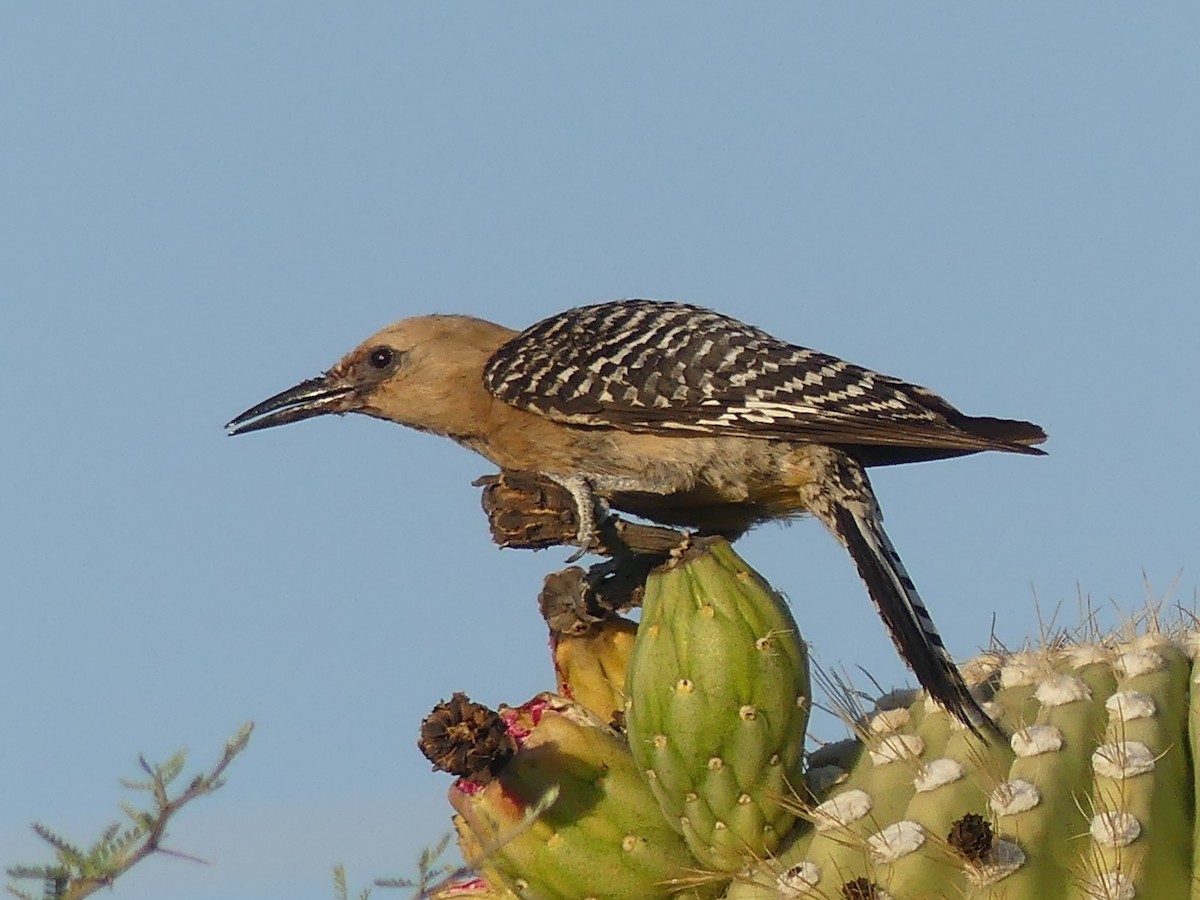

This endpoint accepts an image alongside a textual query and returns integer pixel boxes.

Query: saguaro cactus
[421,536,1200,900]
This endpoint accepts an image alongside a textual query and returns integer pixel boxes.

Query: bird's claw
[545,473,608,562]
[565,496,611,563]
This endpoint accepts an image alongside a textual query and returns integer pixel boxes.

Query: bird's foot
[543,473,610,562]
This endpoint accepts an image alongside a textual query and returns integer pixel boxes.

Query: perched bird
[227,300,1045,734]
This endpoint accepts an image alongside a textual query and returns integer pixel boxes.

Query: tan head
[226,314,518,438]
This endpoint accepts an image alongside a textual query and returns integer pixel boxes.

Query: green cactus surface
[725,632,1200,900]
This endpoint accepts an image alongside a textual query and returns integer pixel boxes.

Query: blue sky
[2,5,1197,899]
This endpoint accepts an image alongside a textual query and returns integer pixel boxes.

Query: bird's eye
[368,346,395,370]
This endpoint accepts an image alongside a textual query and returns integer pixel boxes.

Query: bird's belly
[607,487,809,536]
[575,434,829,535]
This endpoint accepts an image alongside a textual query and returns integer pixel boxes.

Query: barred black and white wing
[483,300,1045,464]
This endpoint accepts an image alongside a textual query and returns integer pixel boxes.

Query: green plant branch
[6,723,253,900]
[371,832,473,898]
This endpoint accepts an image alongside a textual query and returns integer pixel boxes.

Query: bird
[227,299,1045,735]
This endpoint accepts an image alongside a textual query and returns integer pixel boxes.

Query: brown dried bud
[418,692,517,785]
[475,470,686,557]
[476,471,578,550]
[841,877,881,900]
[947,812,995,862]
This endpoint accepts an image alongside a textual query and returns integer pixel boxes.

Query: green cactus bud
[624,537,811,873]
[445,694,722,900]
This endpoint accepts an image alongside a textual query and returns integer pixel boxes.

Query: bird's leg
[552,471,693,561]
[543,473,611,562]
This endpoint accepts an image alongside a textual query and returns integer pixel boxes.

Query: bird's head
[225,314,515,437]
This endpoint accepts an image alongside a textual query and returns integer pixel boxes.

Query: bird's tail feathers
[830,502,1001,739]
[955,414,1047,455]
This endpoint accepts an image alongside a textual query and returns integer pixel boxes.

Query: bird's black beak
[226,374,356,436]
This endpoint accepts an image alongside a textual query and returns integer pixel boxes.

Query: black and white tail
[814,454,1001,738]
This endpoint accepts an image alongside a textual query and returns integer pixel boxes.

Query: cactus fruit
[430,877,519,899]
[549,612,638,727]
[538,564,644,727]
[623,537,811,872]
[425,693,718,900]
